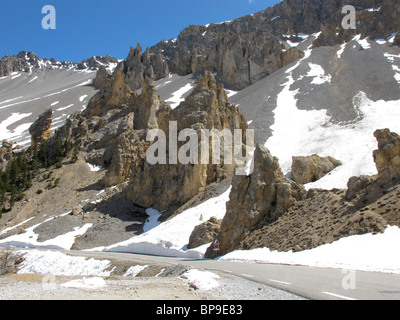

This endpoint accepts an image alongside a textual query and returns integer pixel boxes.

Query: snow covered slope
[231,33,400,189]
[0,55,119,148]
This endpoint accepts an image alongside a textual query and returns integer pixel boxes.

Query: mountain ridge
[0,50,119,78]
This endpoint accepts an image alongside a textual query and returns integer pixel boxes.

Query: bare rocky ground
[0,250,304,300]
[0,154,150,250]
[0,273,305,300]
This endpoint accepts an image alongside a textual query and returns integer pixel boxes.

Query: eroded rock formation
[205,144,306,258]
[373,128,400,183]
[126,71,250,216]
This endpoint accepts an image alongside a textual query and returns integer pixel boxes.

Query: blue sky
[0,0,282,62]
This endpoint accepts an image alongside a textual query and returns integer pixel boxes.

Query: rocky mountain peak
[123,43,169,91]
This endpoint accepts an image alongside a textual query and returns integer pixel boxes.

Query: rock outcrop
[123,44,169,91]
[92,65,112,89]
[187,217,222,249]
[29,109,53,147]
[154,23,305,90]
[0,140,13,163]
[291,154,342,184]
[68,74,165,187]
[85,65,132,117]
[373,129,400,183]
[77,55,119,71]
[205,144,306,258]
[0,51,41,77]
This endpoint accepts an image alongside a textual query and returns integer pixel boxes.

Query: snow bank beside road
[17,250,113,276]
[219,226,400,274]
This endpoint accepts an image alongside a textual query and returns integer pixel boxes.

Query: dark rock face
[29,109,53,147]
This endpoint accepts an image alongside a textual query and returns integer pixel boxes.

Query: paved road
[74,250,400,300]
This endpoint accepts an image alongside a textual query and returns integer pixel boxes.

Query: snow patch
[225,89,239,98]
[18,250,112,276]
[219,226,400,274]
[337,43,347,59]
[306,63,332,85]
[11,73,22,80]
[265,47,400,190]
[0,113,32,141]
[87,163,103,172]
[61,277,107,289]
[0,218,92,250]
[123,265,149,277]
[180,269,220,290]
[0,96,24,106]
[57,104,74,111]
[28,76,38,83]
[353,34,371,50]
[166,83,194,109]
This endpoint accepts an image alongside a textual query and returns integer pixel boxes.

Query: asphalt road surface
[75,250,400,300]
